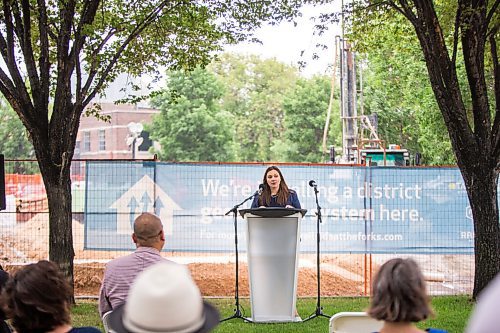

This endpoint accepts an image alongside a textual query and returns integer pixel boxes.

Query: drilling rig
[335,39,410,166]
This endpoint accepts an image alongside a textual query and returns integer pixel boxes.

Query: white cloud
[224,4,342,77]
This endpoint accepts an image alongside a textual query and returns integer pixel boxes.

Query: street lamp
[126,122,143,159]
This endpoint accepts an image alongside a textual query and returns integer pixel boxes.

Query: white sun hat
[108,262,219,333]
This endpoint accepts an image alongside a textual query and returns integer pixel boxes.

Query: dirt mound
[0,214,473,297]
[3,261,361,297]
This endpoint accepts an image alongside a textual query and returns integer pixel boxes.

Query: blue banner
[84,162,487,254]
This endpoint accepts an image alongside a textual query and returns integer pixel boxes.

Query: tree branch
[460,0,491,148]
[17,0,42,110]
[83,0,176,106]
[490,25,500,165]
[47,0,79,165]
[452,1,462,65]
[69,0,101,78]
[0,1,33,113]
[72,0,101,105]
[11,1,25,49]
[55,0,77,85]
[0,67,17,102]
[80,29,116,98]
[0,33,10,64]
[37,0,51,114]
[0,67,38,132]
[393,0,418,26]
[486,0,499,27]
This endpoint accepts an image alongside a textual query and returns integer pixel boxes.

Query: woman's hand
[285,205,294,208]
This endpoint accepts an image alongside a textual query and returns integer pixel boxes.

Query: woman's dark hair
[368,258,433,323]
[0,260,71,333]
[259,166,291,206]
[0,266,8,321]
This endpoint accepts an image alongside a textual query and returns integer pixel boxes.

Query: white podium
[239,208,306,323]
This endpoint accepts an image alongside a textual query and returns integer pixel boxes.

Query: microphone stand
[303,184,331,322]
[220,191,258,323]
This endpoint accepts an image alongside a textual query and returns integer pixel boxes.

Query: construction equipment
[359,143,410,167]
[330,38,410,166]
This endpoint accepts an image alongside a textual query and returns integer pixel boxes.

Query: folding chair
[102,311,115,333]
[329,312,383,333]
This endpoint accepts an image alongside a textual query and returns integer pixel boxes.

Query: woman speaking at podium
[251,166,301,209]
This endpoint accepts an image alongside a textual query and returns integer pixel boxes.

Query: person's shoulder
[105,252,136,269]
[107,253,132,265]
[289,190,300,200]
[68,327,101,333]
[163,257,177,264]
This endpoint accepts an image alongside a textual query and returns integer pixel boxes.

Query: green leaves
[0,98,36,173]
[211,53,301,161]
[151,53,341,163]
[282,75,340,162]
[148,67,234,162]
[345,0,456,165]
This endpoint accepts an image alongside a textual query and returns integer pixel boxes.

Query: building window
[98,129,106,151]
[75,141,80,155]
[83,132,91,152]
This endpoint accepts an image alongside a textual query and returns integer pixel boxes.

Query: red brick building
[75,102,159,160]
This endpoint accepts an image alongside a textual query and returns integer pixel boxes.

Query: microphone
[309,180,319,194]
[257,183,265,195]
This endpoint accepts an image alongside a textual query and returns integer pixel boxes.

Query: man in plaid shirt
[98,212,175,317]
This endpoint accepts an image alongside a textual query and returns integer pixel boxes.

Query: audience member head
[132,213,165,250]
[0,260,72,333]
[108,262,219,333]
[0,265,7,289]
[0,265,8,321]
[368,258,432,323]
[0,265,8,294]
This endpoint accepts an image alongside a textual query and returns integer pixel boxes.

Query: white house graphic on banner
[110,175,181,235]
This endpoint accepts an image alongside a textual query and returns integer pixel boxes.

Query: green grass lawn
[71,296,473,333]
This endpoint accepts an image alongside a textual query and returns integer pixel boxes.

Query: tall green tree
[280,75,341,162]
[0,0,304,295]
[343,0,500,297]
[149,67,234,161]
[210,53,299,161]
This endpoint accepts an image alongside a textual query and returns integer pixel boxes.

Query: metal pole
[132,138,136,160]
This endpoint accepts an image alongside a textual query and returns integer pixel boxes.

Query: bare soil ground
[0,213,473,297]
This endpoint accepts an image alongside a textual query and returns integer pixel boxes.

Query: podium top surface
[239,207,307,218]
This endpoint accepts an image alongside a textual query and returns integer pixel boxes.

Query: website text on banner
[84,162,480,254]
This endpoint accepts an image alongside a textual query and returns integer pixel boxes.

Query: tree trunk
[464,167,500,298]
[39,161,75,303]
[394,0,500,298]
